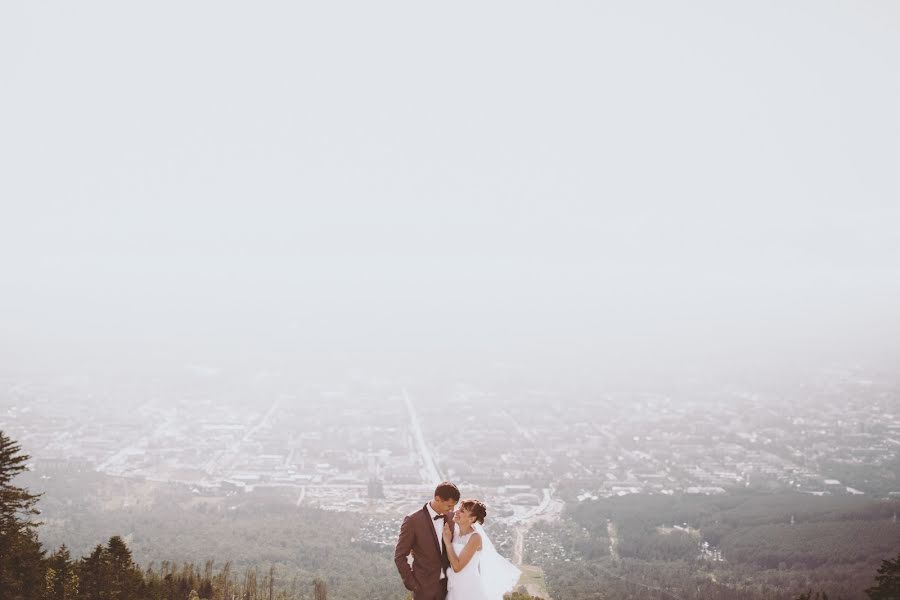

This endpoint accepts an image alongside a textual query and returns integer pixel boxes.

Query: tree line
[0,430,330,600]
[2,430,546,600]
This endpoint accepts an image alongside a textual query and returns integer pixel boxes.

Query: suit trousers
[413,577,447,600]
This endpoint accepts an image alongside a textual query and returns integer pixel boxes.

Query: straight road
[402,388,443,484]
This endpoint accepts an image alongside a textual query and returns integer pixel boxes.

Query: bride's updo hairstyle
[460,499,487,524]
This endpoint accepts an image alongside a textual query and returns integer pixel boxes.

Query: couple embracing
[394,481,521,600]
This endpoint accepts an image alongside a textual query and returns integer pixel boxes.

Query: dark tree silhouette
[0,430,41,529]
[105,535,142,600]
[0,430,45,600]
[45,544,79,600]
[866,553,900,600]
[77,545,107,600]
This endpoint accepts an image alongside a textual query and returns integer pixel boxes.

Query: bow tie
[433,514,444,521]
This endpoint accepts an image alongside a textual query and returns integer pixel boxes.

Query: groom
[394,481,460,600]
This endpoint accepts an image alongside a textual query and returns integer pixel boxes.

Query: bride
[441,499,521,600]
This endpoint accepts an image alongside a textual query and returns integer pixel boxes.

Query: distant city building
[367,477,385,499]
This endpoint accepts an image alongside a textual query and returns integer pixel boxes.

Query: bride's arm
[443,525,482,573]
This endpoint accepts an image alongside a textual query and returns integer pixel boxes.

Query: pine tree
[866,553,900,600]
[78,544,108,600]
[106,535,142,600]
[44,545,79,600]
[2,527,45,600]
[0,431,41,529]
[0,430,46,600]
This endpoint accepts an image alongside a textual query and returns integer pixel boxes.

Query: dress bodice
[447,525,488,599]
[452,528,477,551]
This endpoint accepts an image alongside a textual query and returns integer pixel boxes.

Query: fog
[2,1,899,384]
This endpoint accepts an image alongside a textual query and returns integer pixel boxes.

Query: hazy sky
[2,2,899,380]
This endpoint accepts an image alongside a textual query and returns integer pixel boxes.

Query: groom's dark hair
[434,481,460,502]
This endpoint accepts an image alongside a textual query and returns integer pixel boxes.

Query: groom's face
[433,496,457,515]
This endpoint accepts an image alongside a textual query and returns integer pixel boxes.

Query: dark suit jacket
[394,504,455,600]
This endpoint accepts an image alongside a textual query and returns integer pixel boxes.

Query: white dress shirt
[426,502,446,579]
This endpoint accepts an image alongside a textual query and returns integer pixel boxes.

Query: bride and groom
[394,481,521,600]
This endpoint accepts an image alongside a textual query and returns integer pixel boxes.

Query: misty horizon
[2,2,899,384]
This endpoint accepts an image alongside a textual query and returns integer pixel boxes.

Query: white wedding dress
[447,523,521,600]
[447,527,489,600]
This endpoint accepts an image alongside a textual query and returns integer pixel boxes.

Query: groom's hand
[395,514,418,590]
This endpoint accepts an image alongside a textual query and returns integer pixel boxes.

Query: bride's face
[453,508,475,527]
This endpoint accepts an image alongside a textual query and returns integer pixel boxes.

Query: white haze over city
[2,1,899,387]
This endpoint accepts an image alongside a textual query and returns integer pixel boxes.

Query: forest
[533,492,900,599]
[3,429,900,600]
